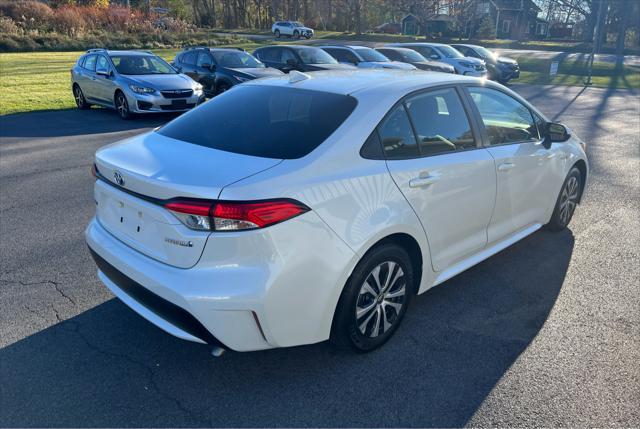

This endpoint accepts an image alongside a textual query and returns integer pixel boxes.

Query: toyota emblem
[113,170,125,187]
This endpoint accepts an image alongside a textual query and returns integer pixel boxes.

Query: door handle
[497,162,515,172]
[409,174,440,188]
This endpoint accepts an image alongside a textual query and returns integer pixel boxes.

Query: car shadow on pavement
[0,229,574,427]
[0,108,178,139]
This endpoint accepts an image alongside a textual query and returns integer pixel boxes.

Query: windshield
[435,45,464,58]
[473,46,496,59]
[212,50,264,68]
[398,49,426,62]
[297,48,337,65]
[292,21,304,27]
[158,86,358,159]
[355,48,390,62]
[111,55,176,75]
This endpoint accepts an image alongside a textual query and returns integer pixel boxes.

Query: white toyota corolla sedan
[86,69,588,353]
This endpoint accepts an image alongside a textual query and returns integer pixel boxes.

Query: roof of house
[491,0,541,12]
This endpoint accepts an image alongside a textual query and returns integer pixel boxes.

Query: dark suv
[172,47,283,97]
[253,45,356,73]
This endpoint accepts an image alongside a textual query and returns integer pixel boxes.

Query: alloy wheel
[116,94,129,119]
[355,261,406,338]
[74,87,85,108]
[559,175,579,225]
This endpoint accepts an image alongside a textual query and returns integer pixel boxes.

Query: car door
[383,86,497,272]
[179,51,198,79]
[283,22,293,36]
[256,47,285,71]
[464,86,566,243]
[93,54,116,104]
[195,51,215,92]
[78,54,98,101]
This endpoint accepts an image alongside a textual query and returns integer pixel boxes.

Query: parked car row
[70,42,519,120]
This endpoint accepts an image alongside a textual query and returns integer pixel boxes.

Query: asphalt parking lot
[1,83,638,427]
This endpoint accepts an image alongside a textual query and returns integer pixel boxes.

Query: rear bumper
[85,211,357,352]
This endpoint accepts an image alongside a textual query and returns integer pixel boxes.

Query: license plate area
[171,99,187,106]
[94,180,208,268]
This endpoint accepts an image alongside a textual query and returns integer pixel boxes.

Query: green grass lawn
[1,45,637,115]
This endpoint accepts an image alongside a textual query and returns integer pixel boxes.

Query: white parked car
[86,70,588,354]
[271,21,314,39]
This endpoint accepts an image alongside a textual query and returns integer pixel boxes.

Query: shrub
[0,16,21,35]
[477,15,495,39]
[0,0,54,31]
[51,6,85,36]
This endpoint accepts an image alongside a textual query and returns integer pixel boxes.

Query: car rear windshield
[158,85,358,159]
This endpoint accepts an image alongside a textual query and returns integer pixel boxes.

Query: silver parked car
[71,49,205,119]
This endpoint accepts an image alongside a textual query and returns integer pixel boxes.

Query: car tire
[115,91,133,120]
[73,84,90,110]
[331,243,414,352]
[293,30,300,39]
[274,29,280,38]
[546,167,582,231]
[304,34,312,39]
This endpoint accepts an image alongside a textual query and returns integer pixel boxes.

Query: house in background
[401,14,420,35]
[470,0,545,39]
[401,13,457,37]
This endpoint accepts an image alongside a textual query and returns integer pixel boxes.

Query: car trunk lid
[94,131,282,268]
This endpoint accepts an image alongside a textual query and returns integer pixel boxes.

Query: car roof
[257,45,319,50]
[452,44,481,49]
[104,50,155,56]
[376,47,415,52]
[319,45,372,50]
[243,69,480,96]
[387,42,447,47]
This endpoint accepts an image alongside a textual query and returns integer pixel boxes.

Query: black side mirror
[543,122,571,148]
[96,68,110,77]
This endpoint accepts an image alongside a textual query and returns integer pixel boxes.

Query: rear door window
[257,48,279,63]
[377,104,420,159]
[326,48,358,64]
[405,88,476,156]
[82,55,96,71]
[196,52,212,67]
[182,52,196,65]
[158,86,358,159]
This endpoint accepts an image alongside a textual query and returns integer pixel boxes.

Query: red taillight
[164,200,212,216]
[163,199,309,232]
[212,200,309,230]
